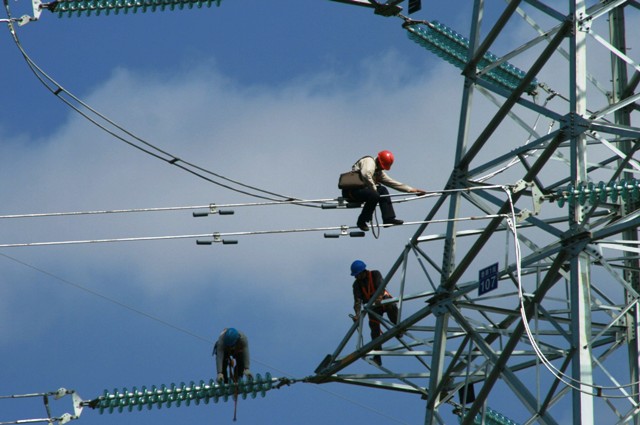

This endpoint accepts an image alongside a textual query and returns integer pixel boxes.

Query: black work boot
[357,218,370,231]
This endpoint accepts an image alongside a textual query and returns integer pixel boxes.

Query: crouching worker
[342,150,426,232]
[214,327,252,383]
[350,260,399,366]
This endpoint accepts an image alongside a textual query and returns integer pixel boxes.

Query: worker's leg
[369,318,381,341]
[234,355,246,380]
[368,317,383,365]
[344,187,380,226]
[376,186,399,222]
[369,309,382,366]
[385,302,399,325]
[222,355,230,383]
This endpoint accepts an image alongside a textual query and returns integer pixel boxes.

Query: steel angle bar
[535,304,573,343]
[336,371,432,379]
[428,334,474,409]
[585,133,640,177]
[345,367,430,397]
[398,247,410,321]
[475,85,544,139]
[599,243,640,254]
[535,352,574,421]
[459,250,568,425]
[466,187,567,238]
[521,0,565,22]
[588,300,638,350]
[517,7,609,98]
[593,210,640,240]
[457,21,570,171]
[315,303,437,378]
[410,181,453,244]
[589,122,640,140]
[416,214,588,244]
[476,24,562,80]
[548,156,622,190]
[471,77,558,119]
[622,70,640,100]
[590,250,640,299]
[448,305,561,425]
[583,0,631,21]
[462,0,523,78]
[589,341,638,398]
[590,92,640,121]
[322,376,427,395]
[446,129,573,292]
[410,244,441,289]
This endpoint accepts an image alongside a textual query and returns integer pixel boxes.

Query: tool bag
[338,171,365,189]
[338,155,374,189]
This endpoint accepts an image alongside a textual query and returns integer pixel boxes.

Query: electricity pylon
[314,2,640,424]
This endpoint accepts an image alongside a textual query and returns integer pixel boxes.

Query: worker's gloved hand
[216,373,224,384]
[351,314,360,323]
[243,369,253,380]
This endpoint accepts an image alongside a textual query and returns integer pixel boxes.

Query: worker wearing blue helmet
[213,328,252,383]
[350,260,399,366]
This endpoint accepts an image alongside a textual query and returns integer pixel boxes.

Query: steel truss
[314,1,640,424]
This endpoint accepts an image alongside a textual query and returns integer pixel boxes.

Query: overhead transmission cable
[0,213,511,248]
[0,192,438,220]
[2,4,314,206]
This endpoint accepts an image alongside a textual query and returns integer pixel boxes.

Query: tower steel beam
[318,1,640,424]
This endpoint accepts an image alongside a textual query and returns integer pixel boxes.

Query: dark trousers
[368,302,399,350]
[342,185,396,224]
[222,354,245,383]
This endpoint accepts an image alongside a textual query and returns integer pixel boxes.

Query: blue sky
[4,1,632,424]
[0,1,471,424]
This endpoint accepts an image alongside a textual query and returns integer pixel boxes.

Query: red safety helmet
[377,150,394,170]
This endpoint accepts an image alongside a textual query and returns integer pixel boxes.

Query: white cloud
[0,49,459,309]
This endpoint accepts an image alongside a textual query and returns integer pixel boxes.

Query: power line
[0,193,437,221]
[0,214,511,248]
[2,4,312,205]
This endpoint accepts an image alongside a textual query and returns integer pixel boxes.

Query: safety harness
[360,271,391,324]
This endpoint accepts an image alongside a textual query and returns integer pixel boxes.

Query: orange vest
[360,271,391,301]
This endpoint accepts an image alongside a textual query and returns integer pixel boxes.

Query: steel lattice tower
[312,1,640,424]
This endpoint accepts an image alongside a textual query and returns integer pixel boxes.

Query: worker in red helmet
[342,150,426,231]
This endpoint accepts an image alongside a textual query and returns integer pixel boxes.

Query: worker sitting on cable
[342,150,426,231]
[350,260,399,366]
[214,328,252,383]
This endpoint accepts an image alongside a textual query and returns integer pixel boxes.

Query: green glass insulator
[578,184,586,205]
[556,189,565,207]
[598,182,607,203]
[609,182,619,202]
[569,184,576,205]
[588,182,596,204]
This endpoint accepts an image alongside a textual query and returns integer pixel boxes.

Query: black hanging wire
[1,5,320,207]
[371,210,381,239]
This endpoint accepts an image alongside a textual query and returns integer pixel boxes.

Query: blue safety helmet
[350,260,367,276]
[223,328,240,347]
